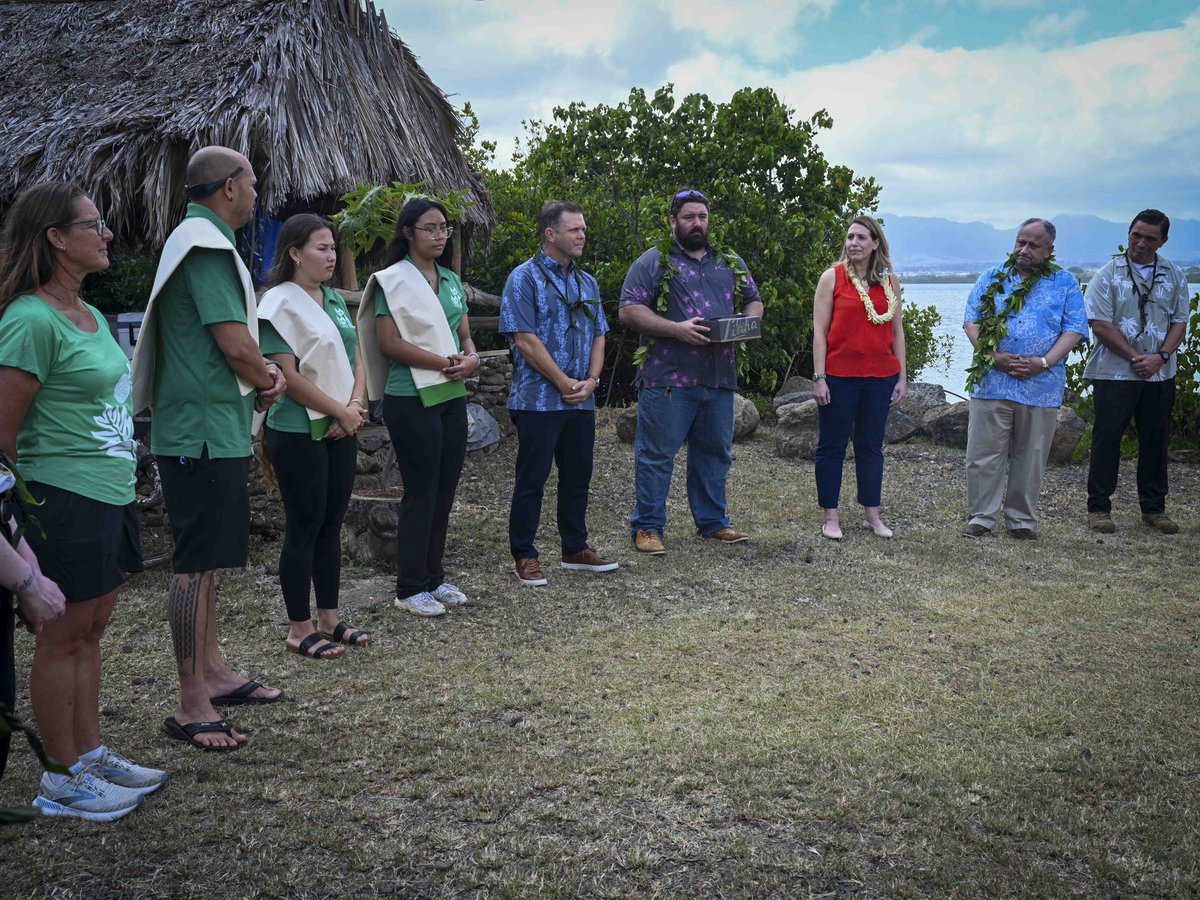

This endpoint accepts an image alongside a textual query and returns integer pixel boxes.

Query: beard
[676,225,709,252]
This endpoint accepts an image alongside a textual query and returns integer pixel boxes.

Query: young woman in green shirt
[0,182,166,821]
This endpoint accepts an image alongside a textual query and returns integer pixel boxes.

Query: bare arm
[1089,320,1139,363]
[0,367,39,460]
[618,304,710,345]
[376,314,454,370]
[0,526,65,634]
[444,314,482,381]
[561,334,606,405]
[890,274,907,406]
[812,268,834,405]
[266,353,362,434]
[513,332,573,395]
[208,321,275,390]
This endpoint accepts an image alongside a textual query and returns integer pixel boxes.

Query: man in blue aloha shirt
[500,201,618,587]
[618,189,763,555]
[962,218,1088,540]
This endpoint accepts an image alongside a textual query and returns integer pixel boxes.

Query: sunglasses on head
[674,189,708,203]
[185,167,244,201]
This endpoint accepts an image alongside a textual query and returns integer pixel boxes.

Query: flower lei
[844,264,898,324]
[631,236,749,367]
[964,252,1061,393]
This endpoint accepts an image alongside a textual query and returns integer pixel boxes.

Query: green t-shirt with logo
[149,204,255,459]
[0,295,136,505]
[373,259,467,398]
[260,286,359,435]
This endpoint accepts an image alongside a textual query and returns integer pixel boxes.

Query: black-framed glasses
[185,166,244,201]
[64,218,107,236]
[414,224,455,237]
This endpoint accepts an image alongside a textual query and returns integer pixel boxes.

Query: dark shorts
[157,450,251,574]
[23,482,143,603]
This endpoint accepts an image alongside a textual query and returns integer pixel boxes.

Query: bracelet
[813,373,827,381]
[263,359,282,370]
[349,398,367,408]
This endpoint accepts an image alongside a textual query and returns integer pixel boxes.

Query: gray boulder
[615,407,638,444]
[777,375,815,396]
[923,401,971,448]
[733,393,761,441]
[1048,406,1086,465]
[773,390,815,413]
[886,381,948,443]
[776,400,820,459]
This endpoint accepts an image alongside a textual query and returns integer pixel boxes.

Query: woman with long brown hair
[0,182,165,820]
[258,214,370,659]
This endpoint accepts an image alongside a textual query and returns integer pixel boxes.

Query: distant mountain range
[879,213,1200,273]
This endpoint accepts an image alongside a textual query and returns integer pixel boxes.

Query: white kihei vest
[131,216,259,414]
[357,259,460,406]
[257,282,355,432]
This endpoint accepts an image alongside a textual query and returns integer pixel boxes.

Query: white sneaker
[432,583,468,606]
[394,591,446,617]
[90,748,168,795]
[33,770,144,822]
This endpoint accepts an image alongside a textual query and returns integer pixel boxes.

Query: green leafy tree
[465,84,946,394]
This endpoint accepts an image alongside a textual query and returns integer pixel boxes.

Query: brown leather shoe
[707,527,749,543]
[1087,511,1116,533]
[514,557,548,585]
[1142,513,1179,534]
[561,548,619,572]
[633,530,666,555]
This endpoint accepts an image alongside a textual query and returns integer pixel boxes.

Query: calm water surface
[902,282,974,402]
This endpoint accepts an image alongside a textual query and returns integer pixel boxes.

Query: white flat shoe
[863,520,893,538]
[821,522,843,540]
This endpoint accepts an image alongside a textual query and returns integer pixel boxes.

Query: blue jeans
[815,374,897,509]
[631,385,734,537]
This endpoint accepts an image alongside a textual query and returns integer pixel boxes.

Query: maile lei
[631,236,749,367]
[964,253,1061,393]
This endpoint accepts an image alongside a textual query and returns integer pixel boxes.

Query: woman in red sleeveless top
[811,217,907,540]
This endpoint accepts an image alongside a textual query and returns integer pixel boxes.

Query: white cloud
[1022,9,1088,43]
[659,0,836,61]
[662,13,1200,223]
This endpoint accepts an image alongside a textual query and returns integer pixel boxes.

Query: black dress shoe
[961,523,991,537]
[1009,528,1038,540]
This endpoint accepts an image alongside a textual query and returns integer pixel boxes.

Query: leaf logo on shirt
[91,404,136,466]
[448,285,465,310]
[333,307,353,329]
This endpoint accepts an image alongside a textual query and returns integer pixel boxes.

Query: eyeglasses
[186,166,244,201]
[64,218,108,236]
[414,224,455,237]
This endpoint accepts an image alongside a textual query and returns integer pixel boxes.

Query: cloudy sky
[379,0,1199,227]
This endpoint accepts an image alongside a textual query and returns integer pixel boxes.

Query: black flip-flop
[211,680,284,706]
[162,716,244,752]
[319,621,373,646]
[285,633,343,660]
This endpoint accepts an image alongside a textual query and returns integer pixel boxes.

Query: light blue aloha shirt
[964,267,1089,407]
[500,250,608,412]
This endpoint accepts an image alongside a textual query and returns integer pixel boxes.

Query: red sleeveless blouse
[825,264,901,378]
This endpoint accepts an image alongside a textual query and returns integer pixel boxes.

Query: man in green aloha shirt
[141,146,286,751]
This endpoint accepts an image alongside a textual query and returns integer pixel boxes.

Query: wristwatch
[1158,351,1171,362]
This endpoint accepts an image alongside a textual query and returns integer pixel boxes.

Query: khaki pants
[966,399,1058,530]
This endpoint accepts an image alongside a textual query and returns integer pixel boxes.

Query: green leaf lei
[965,253,1061,394]
[632,236,749,367]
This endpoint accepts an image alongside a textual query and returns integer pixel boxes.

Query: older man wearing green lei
[133,146,285,752]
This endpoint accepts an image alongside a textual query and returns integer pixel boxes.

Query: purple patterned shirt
[619,242,761,389]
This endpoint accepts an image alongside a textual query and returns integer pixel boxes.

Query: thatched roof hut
[0,0,494,247]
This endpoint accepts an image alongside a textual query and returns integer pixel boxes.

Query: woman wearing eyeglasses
[0,182,165,821]
[357,199,479,617]
[811,216,907,540]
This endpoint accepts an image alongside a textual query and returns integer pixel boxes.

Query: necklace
[965,253,1060,393]
[844,264,897,324]
[40,283,81,310]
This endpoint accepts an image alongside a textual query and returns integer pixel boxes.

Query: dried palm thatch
[0,0,494,245]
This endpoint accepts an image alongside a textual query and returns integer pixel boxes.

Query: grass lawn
[2,411,1197,898]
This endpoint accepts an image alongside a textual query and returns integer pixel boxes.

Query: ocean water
[901,282,974,402]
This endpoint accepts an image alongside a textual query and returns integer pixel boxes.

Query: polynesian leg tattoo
[169,573,203,676]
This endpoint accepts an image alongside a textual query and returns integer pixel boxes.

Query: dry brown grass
[2,411,1197,898]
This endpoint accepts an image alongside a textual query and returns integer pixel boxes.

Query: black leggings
[382,394,467,597]
[265,428,358,622]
